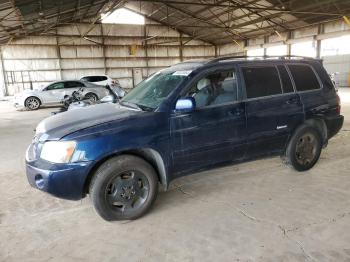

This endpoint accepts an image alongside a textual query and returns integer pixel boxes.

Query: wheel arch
[283,118,328,155]
[304,118,328,146]
[25,96,42,105]
[84,92,98,99]
[83,148,168,197]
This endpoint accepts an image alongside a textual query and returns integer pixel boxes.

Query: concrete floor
[0,89,350,262]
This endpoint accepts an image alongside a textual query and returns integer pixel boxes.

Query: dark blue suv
[26,56,343,221]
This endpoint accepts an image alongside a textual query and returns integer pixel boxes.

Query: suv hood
[36,103,142,141]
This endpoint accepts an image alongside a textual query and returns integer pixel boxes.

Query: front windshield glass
[121,69,190,110]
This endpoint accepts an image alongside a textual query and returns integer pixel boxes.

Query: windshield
[121,70,189,110]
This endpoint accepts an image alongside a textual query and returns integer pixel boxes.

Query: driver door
[63,81,85,97]
[170,68,247,175]
[42,82,65,104]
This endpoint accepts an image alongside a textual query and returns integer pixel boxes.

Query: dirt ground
[0,89,350,262]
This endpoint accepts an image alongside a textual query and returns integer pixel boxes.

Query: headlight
[40,141,76,163]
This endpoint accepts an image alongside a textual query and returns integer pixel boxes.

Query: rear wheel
[84,93,98,102]
[89,155,158,221]
[284,125,322,171]
[25,96,40,110]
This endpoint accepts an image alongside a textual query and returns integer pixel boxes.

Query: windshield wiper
[136,104,154,112]
[119,101,142,111]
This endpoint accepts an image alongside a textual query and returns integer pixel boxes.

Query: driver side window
[46,82,65,90]
[183,70,238,108]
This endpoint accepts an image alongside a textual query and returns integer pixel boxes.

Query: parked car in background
[14,80,109,110]
[25,56,343,221]
[80,75,118,87]
[67,84,126,111]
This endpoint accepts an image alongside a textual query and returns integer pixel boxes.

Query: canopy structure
[1,0,350,45]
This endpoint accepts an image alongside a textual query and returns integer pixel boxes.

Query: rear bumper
[325,115,344,139]
[26,159,95,200]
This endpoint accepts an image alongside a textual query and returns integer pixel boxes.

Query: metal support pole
[56,28,63,80]
[0,47,8,96]
[179,32,183,62]
[101,25,107,75]
[287,31,292,56]
[316,24,324,58]
[263,36,268,56]
[144,24,149,76]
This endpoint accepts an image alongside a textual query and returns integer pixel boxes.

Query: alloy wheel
[26,97,40,110]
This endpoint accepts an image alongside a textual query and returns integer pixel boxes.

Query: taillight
[336,93,341,114]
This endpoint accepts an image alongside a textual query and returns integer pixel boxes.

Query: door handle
[285,98,298,104]
[230,108,244,116]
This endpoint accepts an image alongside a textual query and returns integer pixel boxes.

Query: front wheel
[284,125,322,171]
[89,155,158,221]
[25,96,40,110]
[84,93,98,102]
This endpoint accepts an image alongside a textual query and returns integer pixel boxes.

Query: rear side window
[277,65,294,93]
[65,81,84,88]
[288,65,321,91]
[81,76,102,82]
[242,66,282,99]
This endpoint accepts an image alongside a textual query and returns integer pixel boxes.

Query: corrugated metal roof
[125,0,350,44]
[1,0,350,45]
[0,0,125,44]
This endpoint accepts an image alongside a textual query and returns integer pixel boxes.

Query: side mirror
[101,95,114,103]
[175,97,195,113]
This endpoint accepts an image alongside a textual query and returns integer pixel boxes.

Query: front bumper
[26,159,95,200]
[325,115,344,139]
[13,96,25,108]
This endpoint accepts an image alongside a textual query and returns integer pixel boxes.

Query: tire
[89,155,158,221]
[284,125,322,171]
[84,93,98,102]
[24,96,40,110]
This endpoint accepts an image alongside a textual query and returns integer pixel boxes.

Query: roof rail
[207,55,318,64]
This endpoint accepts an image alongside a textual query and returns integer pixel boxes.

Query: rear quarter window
[288,64,321,92]
[242,66,282,99]
[82,76,101,82]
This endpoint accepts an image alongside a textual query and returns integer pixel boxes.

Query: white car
[80,75,118,87]
[14,80,109,110]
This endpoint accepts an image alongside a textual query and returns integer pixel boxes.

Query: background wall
[1,18,350,96]
[323,55,350,87]
[0,20,215,95]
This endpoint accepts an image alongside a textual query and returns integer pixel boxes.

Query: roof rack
[207,55,318,64]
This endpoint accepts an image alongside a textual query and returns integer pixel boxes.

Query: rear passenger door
[287,63,325,118]
[241,64,304,157]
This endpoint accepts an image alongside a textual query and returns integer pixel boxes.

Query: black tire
[284,125,322,171]
[84,92,98,102]
[89,155,158,221]
[24,96,40,110]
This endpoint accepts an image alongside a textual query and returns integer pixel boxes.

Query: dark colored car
[26,56,343,221]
